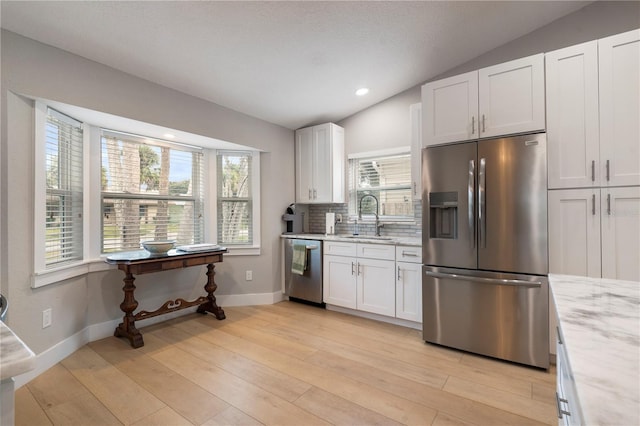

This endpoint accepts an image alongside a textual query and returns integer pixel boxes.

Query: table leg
[197,263,226,320]
[114,272,144,348]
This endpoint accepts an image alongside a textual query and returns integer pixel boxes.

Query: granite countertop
[280,233,422,247]
[549,274,640,425]
[0,321,36,380]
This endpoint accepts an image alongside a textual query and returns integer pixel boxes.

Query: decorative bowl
[141,240,175,254]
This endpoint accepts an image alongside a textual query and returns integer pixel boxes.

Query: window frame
[347,147,415,223]
[210,150,261,255]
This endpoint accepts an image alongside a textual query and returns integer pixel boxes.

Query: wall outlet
[42,308,52,328]
[245,270,253,281]
[336,213,343,223]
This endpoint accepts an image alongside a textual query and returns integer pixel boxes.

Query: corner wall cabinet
[410,102,422,200]
[295,123,345,203]
[422,54,545,146]
[546,30,640,189]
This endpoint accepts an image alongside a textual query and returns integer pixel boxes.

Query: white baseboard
[15,290,284,388]
[325,304,423,331]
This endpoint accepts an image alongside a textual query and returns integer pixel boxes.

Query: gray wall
[338,1,640,153]
[1,30,294,353]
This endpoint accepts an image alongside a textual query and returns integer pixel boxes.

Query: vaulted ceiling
[1,1,591,129]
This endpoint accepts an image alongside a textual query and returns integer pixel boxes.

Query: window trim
[210,150,261,255]
[347,146,415,223]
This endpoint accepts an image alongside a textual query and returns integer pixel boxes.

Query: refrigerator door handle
[478,157,486,248]
[424,270,542,288]
[468,159,475,248]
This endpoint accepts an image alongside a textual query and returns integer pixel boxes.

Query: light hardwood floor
[15,301,557,425]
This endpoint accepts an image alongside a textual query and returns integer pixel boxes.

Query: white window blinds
[217,151,253,245]
[45,108,84,267]
[101,130,204,252]
[349,153,414,218]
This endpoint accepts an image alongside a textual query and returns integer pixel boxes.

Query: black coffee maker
[282,204,303,234]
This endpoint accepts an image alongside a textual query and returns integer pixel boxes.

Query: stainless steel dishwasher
[284,238,323,305]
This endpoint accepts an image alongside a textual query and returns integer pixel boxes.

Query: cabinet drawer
[357,243,395,261]
[396,246,421,263]
[324,241,357,257]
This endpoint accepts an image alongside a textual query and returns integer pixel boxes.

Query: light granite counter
[281,233,422,247]
[0,321,35,380]
[550,274,640,425]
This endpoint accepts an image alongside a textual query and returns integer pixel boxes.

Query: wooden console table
[106,248,227,348]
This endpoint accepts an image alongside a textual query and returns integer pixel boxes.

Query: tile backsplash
[307,201,422,237]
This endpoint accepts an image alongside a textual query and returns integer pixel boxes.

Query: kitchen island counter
[550,274,640,425]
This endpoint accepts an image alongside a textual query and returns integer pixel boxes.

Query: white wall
[339,1,640,153]
[1,30,294,354]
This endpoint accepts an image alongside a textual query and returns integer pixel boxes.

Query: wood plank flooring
[15,301,557,425]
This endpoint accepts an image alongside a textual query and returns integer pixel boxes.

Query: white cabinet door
[422,71,478,146]
[295,127,313,203]
[323,254,357,309]
[601,186,640,281]
[410,102,422,200]
[599,29,640,187]
[356,258,395,316]
[548,189,601,278]
[546,42,600,189]
[295,123,345,204]
[478,54,545,138]
[396,261,422,322]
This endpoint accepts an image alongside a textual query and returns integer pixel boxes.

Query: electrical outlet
[42,308,52,328]
[245,270,253,281]
[336,213,343,223]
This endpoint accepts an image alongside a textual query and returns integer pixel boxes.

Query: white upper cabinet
[422,54,545,146]
[422,71,478,146]
[410,102,423,200]
[599,29,640,187]
[546,41,600,189]
[478,54,545,138]
[295,123,345,203]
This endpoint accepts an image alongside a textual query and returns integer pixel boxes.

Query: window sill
[224,246,261,256]
[32,259,114,288]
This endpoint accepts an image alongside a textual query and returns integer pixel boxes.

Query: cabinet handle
[606,159,610,182]
[402,251,419,257]
[555,392,571,419]
[482,114,486,133]
[313,189,317,199]
[607,193,611,215]
[351,262,355,276]
[357,263,362,276]
[592,194,596,216]
[471,116,475,134]
[413,182,417,196]
[556,326,563,345]
[309,188,312,199]
[591,160,595,182]
[397,266,401,281]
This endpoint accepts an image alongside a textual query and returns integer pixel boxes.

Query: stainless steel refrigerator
[422,133,549,369]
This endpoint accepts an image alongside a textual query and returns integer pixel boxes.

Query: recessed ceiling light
[164,133,175,139]
[355,88,369,96]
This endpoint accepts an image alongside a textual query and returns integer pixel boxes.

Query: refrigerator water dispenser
[429,192,458,239]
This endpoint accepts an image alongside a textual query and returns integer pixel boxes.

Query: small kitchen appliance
[282,204,303,234]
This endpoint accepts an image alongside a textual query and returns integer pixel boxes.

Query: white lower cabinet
[395,245,422,322]
[356,257,396,316]
[556,325,583,425]
[324,241,423,322]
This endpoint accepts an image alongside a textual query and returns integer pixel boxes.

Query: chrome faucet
[358,194,383,236]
